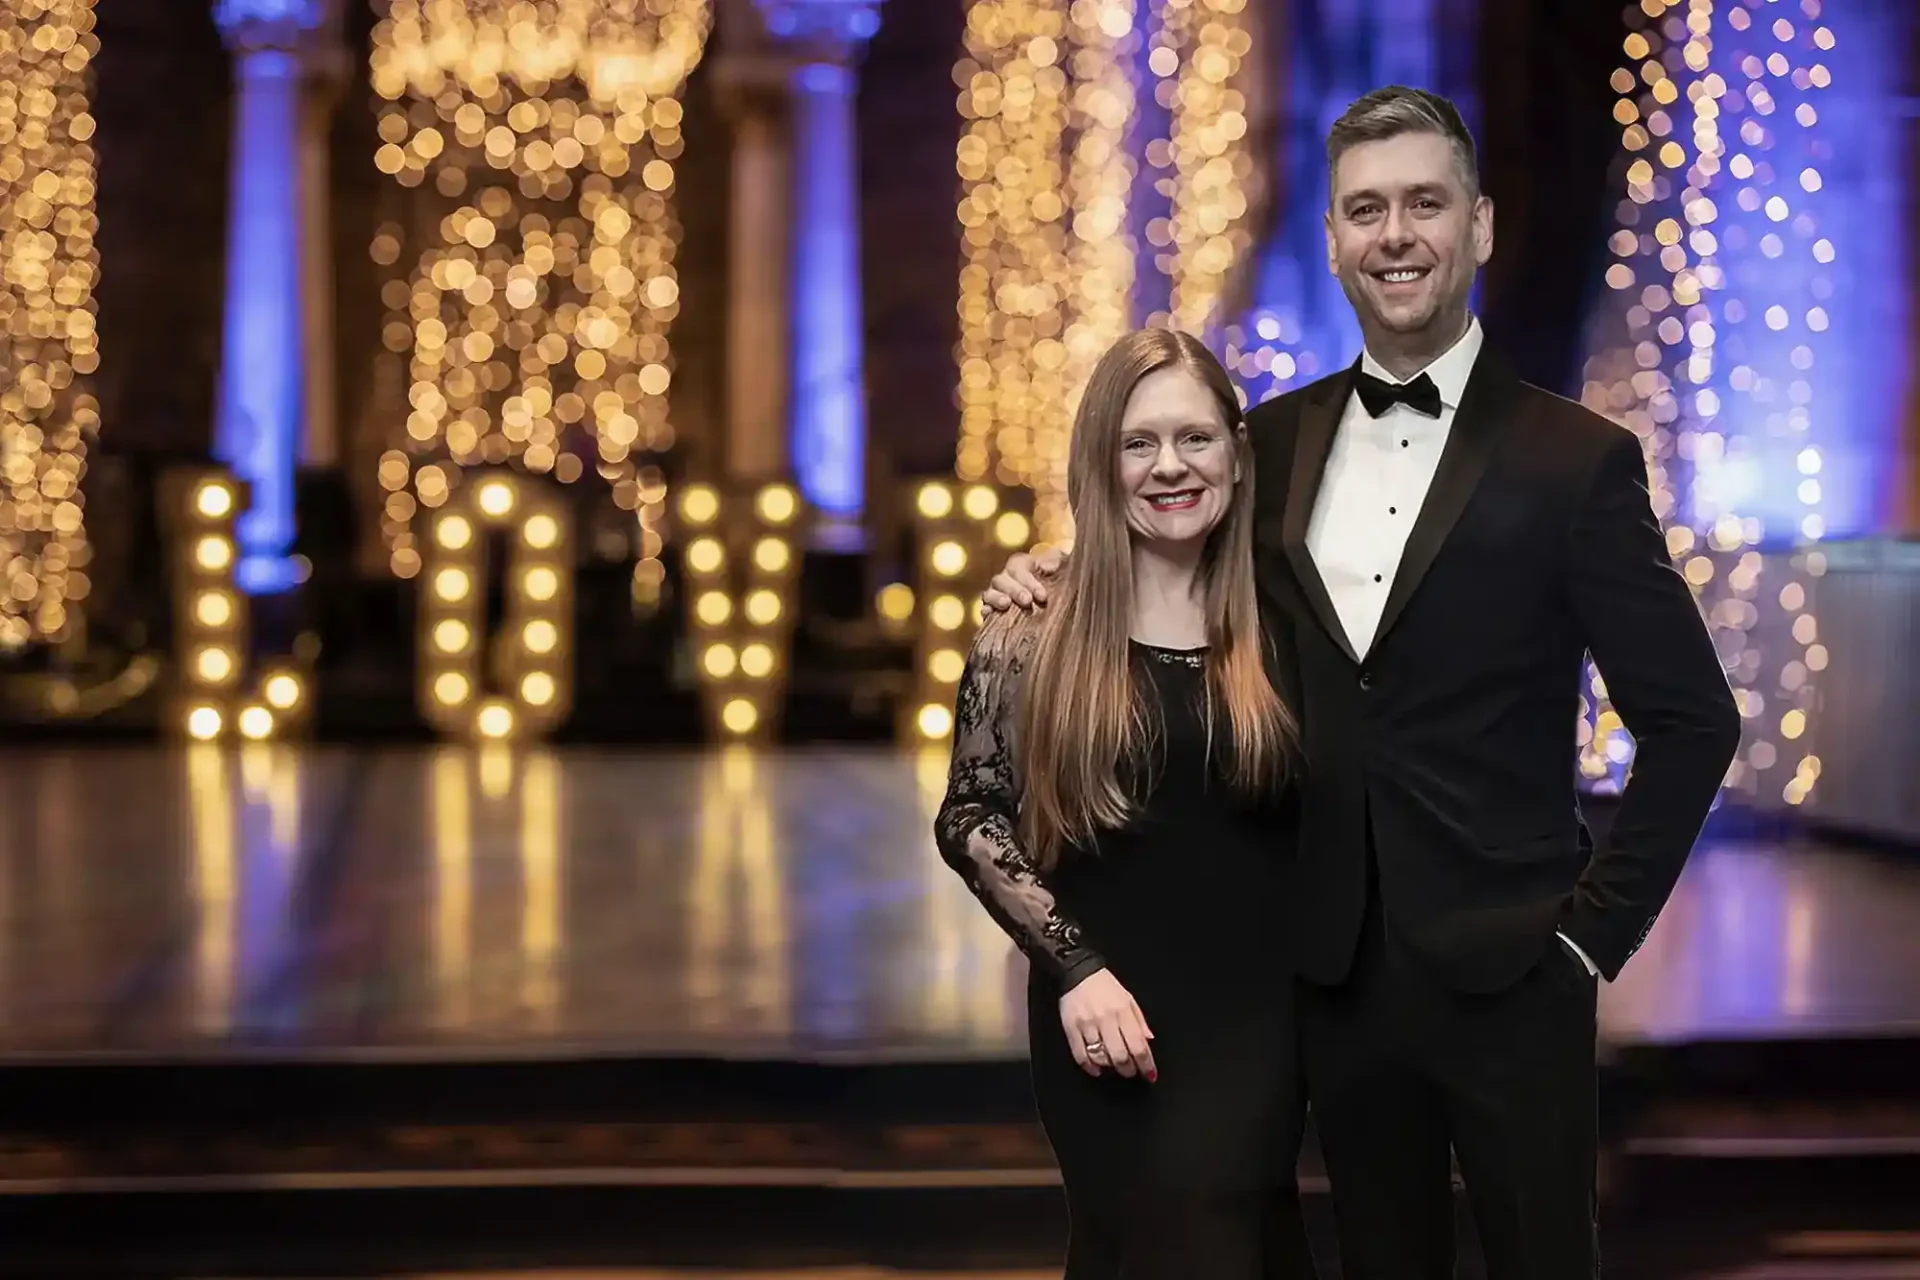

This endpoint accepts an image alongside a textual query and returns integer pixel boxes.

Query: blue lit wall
[1579,0,1905,542]
[1572,0,1909,798]
[1682,0,1904,539]
[1811,1,1908,537]
[1129,0,1172,327]
[1222,0,1466,401]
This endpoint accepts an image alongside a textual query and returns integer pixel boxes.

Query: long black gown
[934,622,1316,1280]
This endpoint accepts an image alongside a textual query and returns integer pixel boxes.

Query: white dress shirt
[1304,316,1603,980]
[1305,316,1482,659]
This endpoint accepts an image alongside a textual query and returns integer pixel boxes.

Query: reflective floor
[0,745,1914,1061]
[377,1264,1920,1280]
[400,1273,1057,1279]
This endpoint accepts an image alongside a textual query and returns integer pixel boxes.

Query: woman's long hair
[1017,329,1295,870]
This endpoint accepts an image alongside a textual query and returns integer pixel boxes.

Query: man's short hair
[1326,86,1480,200]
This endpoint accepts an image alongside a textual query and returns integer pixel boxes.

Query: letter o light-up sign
[418,471,574,741]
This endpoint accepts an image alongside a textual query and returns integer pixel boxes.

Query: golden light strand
[368,0,710,586]
[1578,0,1829,805]
[1056,0,1136,543]
[1160,0,1252,334]
[953,0,1073,528]
[0,0,100,651]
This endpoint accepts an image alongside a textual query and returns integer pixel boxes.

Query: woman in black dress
[934,329,1315,1278]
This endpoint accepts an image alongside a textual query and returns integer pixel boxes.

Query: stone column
[210,0,341,593]
[785,43,870,526]
[716,0,882,535]
[298,40,348,471]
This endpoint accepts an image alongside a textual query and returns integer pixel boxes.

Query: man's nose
[1381,205,1416,245]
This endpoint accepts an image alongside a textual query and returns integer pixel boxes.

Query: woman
[934,329,1315,1278]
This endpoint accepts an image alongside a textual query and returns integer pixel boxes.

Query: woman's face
[1116,367,1238,549]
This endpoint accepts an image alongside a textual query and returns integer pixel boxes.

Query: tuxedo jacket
[1248,346,1742,993]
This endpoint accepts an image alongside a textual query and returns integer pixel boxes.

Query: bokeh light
[1576,0,1844,805]
[0,0,102,651]
[369,0,711,601]
[1157,0,1253,334]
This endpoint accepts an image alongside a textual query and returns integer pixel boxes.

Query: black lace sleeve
[933,617,1108,990]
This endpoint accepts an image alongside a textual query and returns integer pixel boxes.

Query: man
[982,86,1741,1278]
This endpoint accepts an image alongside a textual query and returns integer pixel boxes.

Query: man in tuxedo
[982,86,1741,1277]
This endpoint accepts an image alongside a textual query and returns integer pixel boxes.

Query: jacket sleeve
[1561,430,1743,979]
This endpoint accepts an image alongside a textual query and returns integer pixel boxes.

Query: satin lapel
[1372,347,1522,652]
[1280,361,1361,664]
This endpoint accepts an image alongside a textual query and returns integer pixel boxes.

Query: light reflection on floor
[0,745,1912,1059]
[1600,833,1920,1045]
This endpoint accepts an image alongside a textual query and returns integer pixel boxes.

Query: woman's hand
[980,546,1066,614]
[1059,968,1157,1081]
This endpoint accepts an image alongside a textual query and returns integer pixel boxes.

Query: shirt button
[1373,574,1383,583]
[1389,507,1397,515]
[1359,672,1374,690]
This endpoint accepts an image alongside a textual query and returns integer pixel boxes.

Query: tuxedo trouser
[1298,864,1600,1280]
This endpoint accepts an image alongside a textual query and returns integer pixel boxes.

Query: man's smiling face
[1325,130,1493,348]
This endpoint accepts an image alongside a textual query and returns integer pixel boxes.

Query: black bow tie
[1354,369,1442,419]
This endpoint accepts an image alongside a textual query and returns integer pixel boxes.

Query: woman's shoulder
[971,606,1043,672]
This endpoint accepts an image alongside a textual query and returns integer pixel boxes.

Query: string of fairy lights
[1577,0,1834,806]
[0,0,1847,782]
[952,0,1077,542]
[0,0,101,652]
[1059,0,1136,542]
[368,0,710,610]
[952,0,1257,547]
[1158,0,1252,335]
